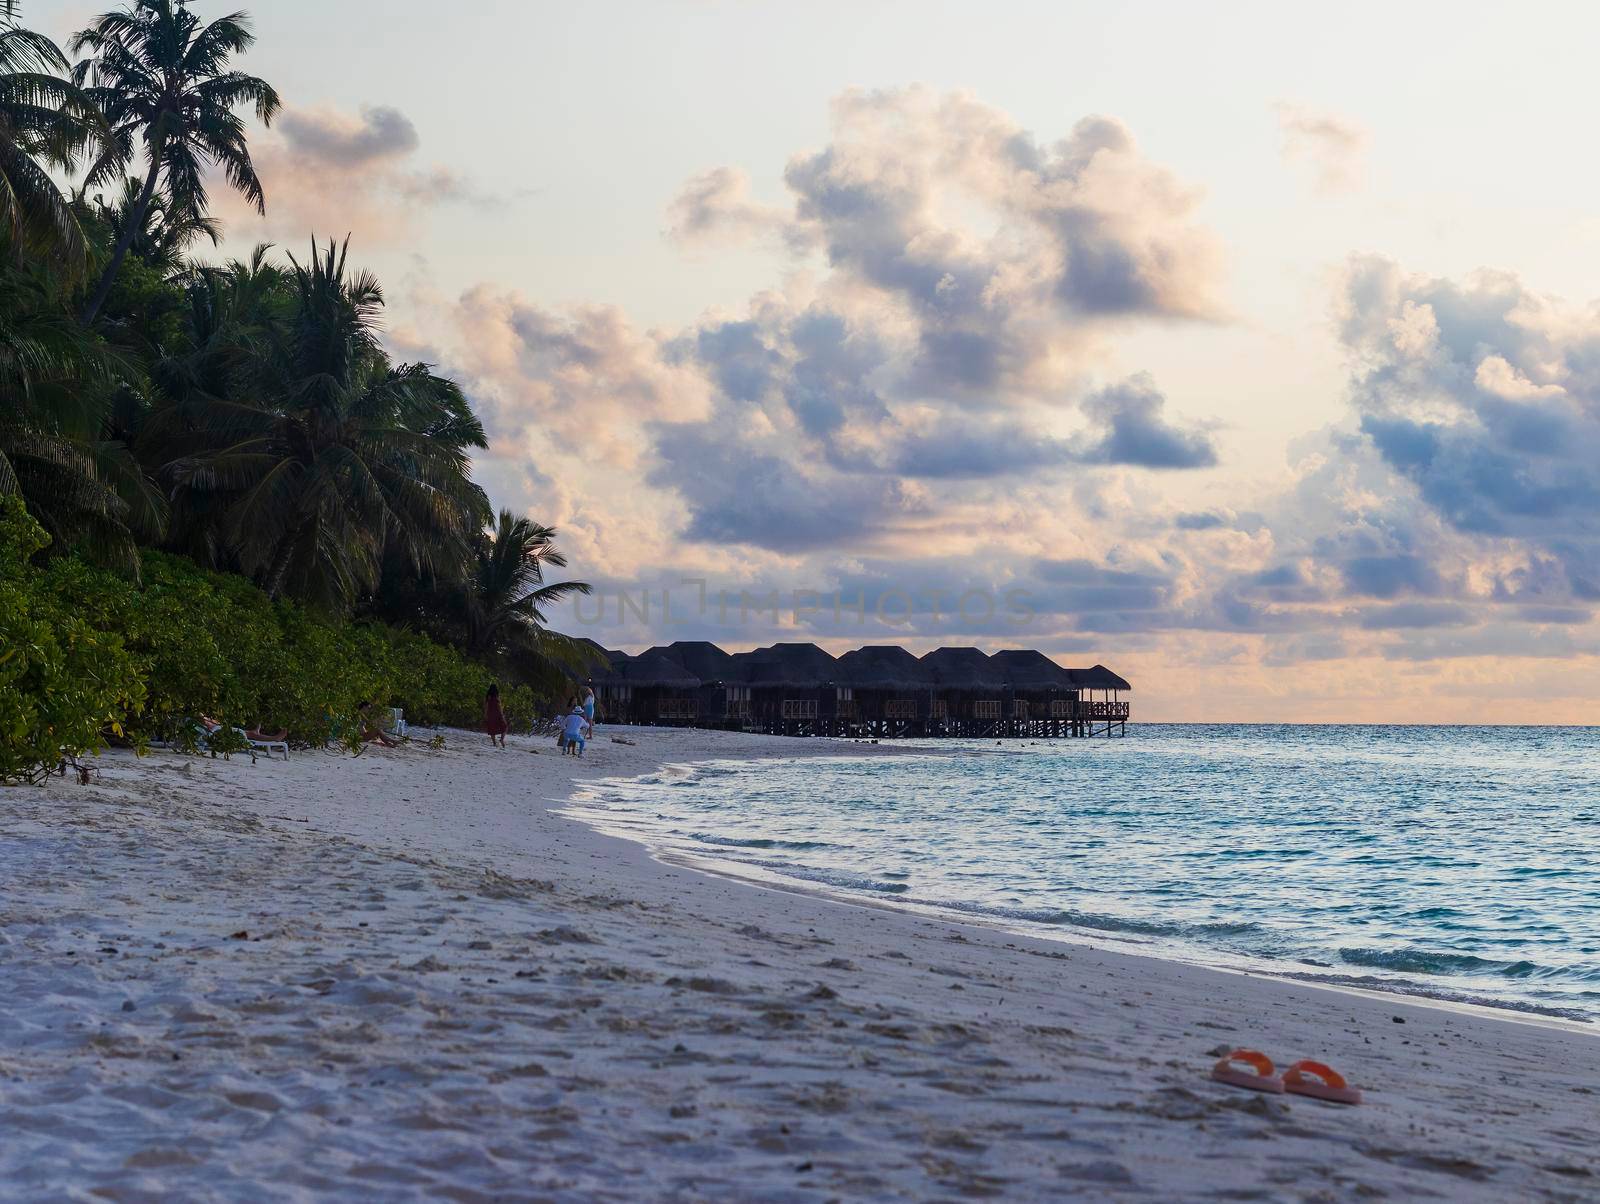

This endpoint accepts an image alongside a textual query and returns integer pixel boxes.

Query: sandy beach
[3,728,1597,1202]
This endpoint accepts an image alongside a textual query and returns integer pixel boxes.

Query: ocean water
[568,725,1600,1022]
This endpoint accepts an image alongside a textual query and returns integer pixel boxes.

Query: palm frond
[72,0,278,322]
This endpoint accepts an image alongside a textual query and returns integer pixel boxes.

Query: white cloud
[1473,354,1565,401]
[1274,102,1367,194]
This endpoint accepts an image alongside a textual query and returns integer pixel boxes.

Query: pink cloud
[215,103,500,245]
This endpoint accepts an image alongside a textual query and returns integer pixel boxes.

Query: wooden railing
[1052,700,1131,720]
[650,695,1126,724]
[1085,701,1131,719]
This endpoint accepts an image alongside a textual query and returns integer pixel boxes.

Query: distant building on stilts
[586,642,1131,737]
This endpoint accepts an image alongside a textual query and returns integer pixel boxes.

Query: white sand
[2,727,1596,1202]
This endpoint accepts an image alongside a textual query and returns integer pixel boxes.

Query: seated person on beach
[556,695,578,750]
[561,706,587,756]
[356,701,399,748]
[200,716,283,742]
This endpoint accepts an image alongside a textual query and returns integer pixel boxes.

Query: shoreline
[3,725,1597,1199]
[641,839,1598,1036]
[564,747,1598,1035]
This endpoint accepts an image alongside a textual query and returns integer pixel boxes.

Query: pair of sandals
[1211,1049,1362,1105]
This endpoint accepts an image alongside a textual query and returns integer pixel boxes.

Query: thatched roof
[572,637,625,676]
[582,638,1130,695]
[604,649,699,688]
[988,649,1075,689]
[919,646,1005,689]
[646,641,735,682]
[586,651,621,682]
[836,645,933,690]
[1074,663,1133,691]
[727,642,839,687]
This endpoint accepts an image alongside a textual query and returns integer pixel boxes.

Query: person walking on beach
[484,683,508,748]
[561,705,588,756]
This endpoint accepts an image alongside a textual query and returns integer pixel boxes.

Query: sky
[33,0,1600,721]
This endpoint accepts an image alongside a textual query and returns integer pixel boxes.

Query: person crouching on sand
[484,683,508,748]
[561,706,588,756]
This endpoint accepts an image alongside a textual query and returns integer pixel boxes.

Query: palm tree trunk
[80,148,163,325]
[263,528,298,600]
[263,511,316,600]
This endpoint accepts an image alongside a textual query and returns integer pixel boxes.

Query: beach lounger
[246,733,290,761]
[151,720,286,762]
[147,731,254,762]
[200,724,254,762]
[145,720,216,755]
[210,725,292,761]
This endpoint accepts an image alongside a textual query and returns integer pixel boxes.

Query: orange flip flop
[1282,1060,1362,1105]
[1210,1049,1285,1093]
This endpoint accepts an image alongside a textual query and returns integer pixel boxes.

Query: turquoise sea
[569,725,1600,1021]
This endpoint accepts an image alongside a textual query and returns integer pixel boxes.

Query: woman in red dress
[484,683,509,747]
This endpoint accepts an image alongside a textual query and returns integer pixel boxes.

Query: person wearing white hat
[561,705,588,756]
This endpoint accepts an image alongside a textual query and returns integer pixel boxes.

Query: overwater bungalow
[590,649,700,725]
[586,641,1131,737]
[835,645,936,732]
[989,648,1075,729]
[731,643,846,735]
[644,641,742,725]
[1072,664,1133,732]
[920,646,1007,731]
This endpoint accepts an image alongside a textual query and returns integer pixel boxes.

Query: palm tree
[70,0,279,323]
[0,255,163,568]
[136,242,283,561]
[153,239,492,611]
[0,1,101,269]
[80,174,222,278]
[462,510,594,679]
[151,240,283,416]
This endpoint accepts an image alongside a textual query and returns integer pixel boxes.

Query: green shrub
[0,497,145,783]
[502,684,537,734]
[0,492,568,770]
[378,625,490,728]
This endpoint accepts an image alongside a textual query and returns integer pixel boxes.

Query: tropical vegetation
[0,0,591,781]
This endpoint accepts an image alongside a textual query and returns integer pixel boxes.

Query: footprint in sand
[537,926,599,945]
